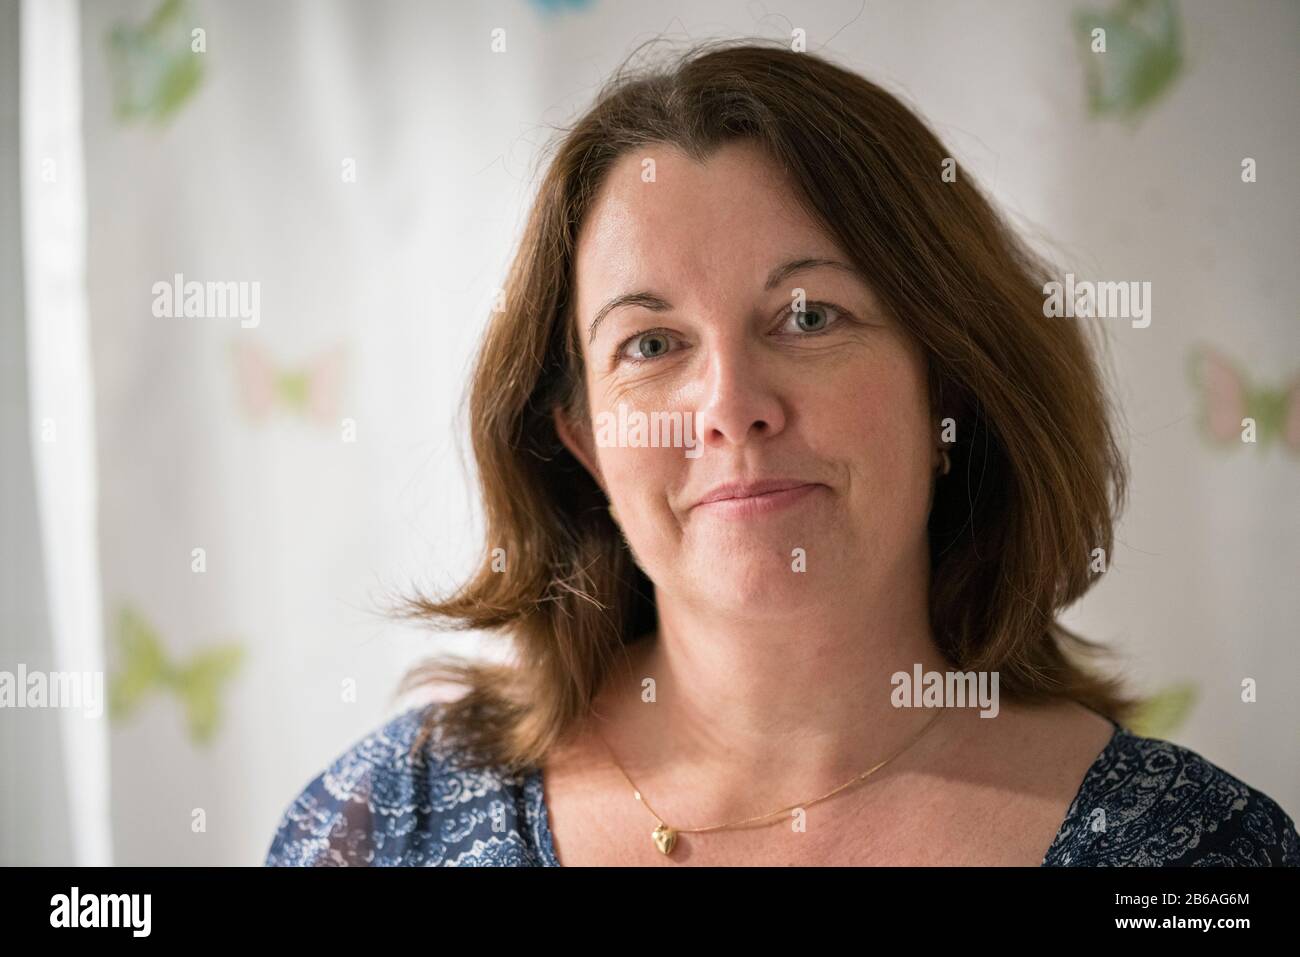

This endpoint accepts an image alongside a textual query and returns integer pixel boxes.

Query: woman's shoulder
[263,699,549,866]
[1045,723,1300,866]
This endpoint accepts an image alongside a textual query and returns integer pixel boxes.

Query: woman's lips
[692,481,826,517]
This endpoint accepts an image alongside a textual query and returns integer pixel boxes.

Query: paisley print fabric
[265,701,1299,866]
[264,702,556,866]
[1042,723,1299,866]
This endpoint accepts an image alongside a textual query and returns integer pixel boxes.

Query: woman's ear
[553,404,604,489]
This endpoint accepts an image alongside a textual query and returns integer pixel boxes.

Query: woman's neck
[587,578,957,823]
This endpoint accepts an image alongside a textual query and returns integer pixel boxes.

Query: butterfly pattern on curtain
[1073,0,1184,122]
[106,0,206,125]
[108,605,244,746]
[1188,345,1300,454]
[527,0,597,15]
[1127,682,1197,738]
[230,340,349,426]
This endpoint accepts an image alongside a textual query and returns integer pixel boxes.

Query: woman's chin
[673,558,836,615]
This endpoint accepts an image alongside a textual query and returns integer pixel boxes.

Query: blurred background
[1,0,1296,865]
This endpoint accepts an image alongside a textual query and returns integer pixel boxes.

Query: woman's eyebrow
[762,256,860,291]
[587,257,860,344]
[588,291,672,344]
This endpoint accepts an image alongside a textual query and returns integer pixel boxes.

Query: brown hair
[396,38,1140,772]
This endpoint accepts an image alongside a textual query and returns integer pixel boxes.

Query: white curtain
[1,0,110,866]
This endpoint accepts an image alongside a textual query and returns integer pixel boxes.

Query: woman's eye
[779,302,844,334]
[614,304,846,364]
[618,331,676,362]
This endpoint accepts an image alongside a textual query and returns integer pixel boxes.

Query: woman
[266,39,1298,866]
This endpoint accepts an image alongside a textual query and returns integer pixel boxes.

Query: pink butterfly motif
[231,340,348,425]
[1186,344,1300,453]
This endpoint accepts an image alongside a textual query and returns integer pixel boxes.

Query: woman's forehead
[573,146,846,310]
[578,142,820,253]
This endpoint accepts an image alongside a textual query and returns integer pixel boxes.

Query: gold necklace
[596,707,948,856]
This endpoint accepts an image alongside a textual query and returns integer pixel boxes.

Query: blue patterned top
[264,701,1300,866]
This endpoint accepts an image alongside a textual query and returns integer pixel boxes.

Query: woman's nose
[693,342,787,448]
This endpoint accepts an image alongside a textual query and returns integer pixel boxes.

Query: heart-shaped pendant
[651,824,677,855]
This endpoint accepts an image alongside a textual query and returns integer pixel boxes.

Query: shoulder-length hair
[397,38,1140,771]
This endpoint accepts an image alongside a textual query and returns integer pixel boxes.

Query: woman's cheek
[818,361,930,506]
[598,443,674,510]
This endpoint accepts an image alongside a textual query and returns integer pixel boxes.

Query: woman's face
[557,140,939,618]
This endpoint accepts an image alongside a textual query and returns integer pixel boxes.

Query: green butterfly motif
[1187,344,1300,453]
[109,606,244,746]
[1127,682,1197,738]
[1073,0,1184,122]
[106,0,205,125]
